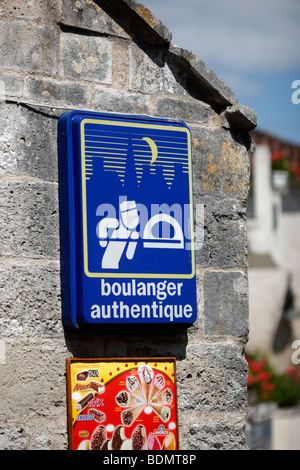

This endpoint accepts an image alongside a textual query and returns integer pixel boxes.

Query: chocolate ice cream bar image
[75,392,94,411]
[88,408,106,422]
[90,425,107,450]
[89,381,104,393]
[101,439,111,450]
[76,370,89,381]
[111,425,127,450]
[132,424,147,450]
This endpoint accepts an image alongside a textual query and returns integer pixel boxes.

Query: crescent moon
[142,137,158,164]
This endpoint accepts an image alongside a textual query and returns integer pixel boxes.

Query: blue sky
[144,0,300,145]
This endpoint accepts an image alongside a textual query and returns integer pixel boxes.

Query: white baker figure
[97,200,139,269]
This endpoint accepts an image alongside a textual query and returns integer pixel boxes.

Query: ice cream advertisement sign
[66,358,179,450]
[58,111,197,328]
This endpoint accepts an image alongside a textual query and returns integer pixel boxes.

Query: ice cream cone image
[150,404,171,422]
[149,374,165,401]
[138,364,154,404]
[126,376,145,402]
[121,404,145,427]
[151,388,173,405]
[116,390,142,407]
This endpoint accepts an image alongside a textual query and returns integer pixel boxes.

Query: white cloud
[147,0,300,72]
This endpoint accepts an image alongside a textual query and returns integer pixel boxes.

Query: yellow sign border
[80,118,195,279]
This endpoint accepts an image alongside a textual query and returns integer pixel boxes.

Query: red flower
[286,367,298,376]
[258,371,271,382]
[247,375,258,386]
[285,366,300,382]
[261,382,275,391]
[271,151,286,162]
[249,360,262,374]
[259,358,267,368]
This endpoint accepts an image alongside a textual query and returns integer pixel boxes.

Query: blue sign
[58,111,197,328]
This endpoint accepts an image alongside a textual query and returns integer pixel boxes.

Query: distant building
[247,130,300,373]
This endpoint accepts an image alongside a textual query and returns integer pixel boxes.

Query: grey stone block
[191,127,250,201]
[177,344,248,412]
[93,86,150,114]
[0,339,68,449]
[0,73,22,98]
[222,104,257,132]
[168,44,238,108]
[24,77,90,107]
[0,179,59,259]
[90,0,171,45]
[0,21,56,74]
[129,43,188,96]
[60,0,129,39]
[203,271,249,338]
[0,0,43,20]
[182,420,248,450]
[0,103,58,182]
[121,0,172,43]
[0,0,58,23]
[156,97,209,123]
[60,32,112,83]
[196,197,248,268]
[0,425,28,450]
[0,260,61,337]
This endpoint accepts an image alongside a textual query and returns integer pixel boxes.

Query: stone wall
[0,0,256,450]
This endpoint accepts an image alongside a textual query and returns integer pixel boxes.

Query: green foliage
[271,374,299,407]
